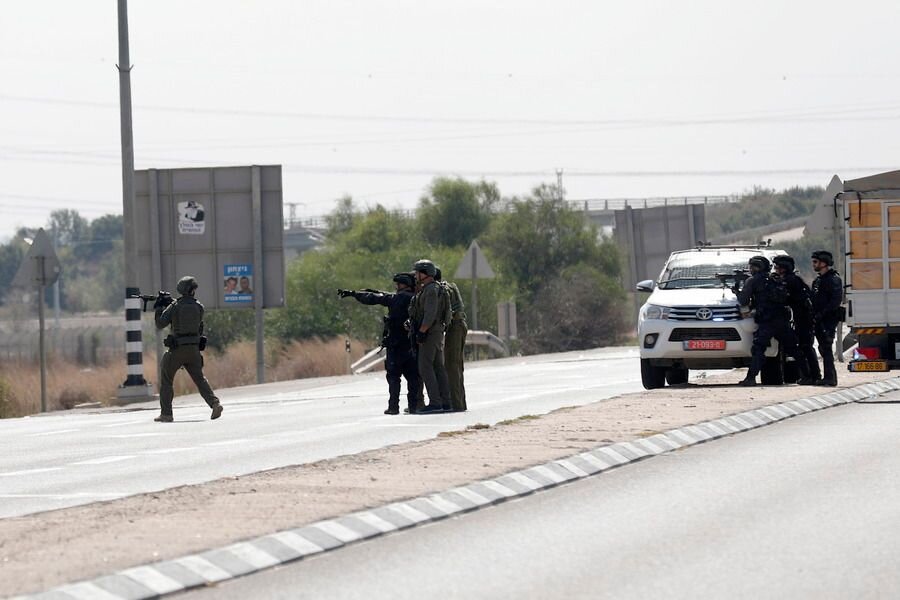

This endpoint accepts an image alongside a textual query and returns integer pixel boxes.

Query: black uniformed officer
[409,259,452,413]
[811,250,843,386]
[339,273,421,414]
[772,255,818,384]
[154,276,223,422]
[737,256,810,387]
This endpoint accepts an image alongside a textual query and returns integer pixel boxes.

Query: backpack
[445,281,465,316]
[763,274,789,306]
[436,281,453,327]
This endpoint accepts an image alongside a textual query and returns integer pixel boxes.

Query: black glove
[153,293,173,310]
[415,330,427,344]
[337,289,354,299]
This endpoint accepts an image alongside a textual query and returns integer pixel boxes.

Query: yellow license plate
[850,361,889,372]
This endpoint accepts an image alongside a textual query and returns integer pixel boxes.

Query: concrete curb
[19,377,900,599]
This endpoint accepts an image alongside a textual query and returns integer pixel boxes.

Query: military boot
[154,414,174,423]
[210,404,223,420]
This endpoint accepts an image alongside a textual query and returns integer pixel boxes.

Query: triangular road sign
[454,240,495,279]
[12,228,61,287]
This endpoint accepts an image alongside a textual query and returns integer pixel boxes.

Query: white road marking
[70,455,136,466]
[103,432,170,439]
[101,419,147,428]
[26,428,80,437]
[0,467,63,478]
[142,446,198,455]
[0,492,127,499]
[202,438,250,447]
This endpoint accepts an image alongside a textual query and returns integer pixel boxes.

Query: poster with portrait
[223,264,253,304]
[177,200,206,235]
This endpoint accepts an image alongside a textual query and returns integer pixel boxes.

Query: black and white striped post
[124,287,147,387]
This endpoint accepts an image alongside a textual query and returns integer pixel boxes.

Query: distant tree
[522,264,628,353]
[417,178,498,248]
[324,195,356,239]
[484,184,619,297]
[78,214,123,261]
[47,209,89,246]
[336,205,419,255]
[0,241,25,305]
[706,186,823,237]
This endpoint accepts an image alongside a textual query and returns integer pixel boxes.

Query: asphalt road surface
[177,396,900,600]
[0,347,643,518]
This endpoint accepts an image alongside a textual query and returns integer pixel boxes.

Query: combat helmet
[811,250,834,266]
[772,255,795,271]
[413,259,437,277]
[176,275,199,295]
[392,272,415,288]
[748,255,771,273]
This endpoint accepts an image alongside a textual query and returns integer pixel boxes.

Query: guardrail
[349,331,511,374]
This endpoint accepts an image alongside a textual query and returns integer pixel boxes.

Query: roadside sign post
[454,240,495,331]
[12,229,61,413]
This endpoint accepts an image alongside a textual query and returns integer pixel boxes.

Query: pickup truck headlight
[643,304,671,320]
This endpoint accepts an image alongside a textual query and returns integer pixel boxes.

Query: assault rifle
[131,290,173,312]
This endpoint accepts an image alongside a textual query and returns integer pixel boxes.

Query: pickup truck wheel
[641,359,667,389]
[666,367,689,385]
[760,356,784,385]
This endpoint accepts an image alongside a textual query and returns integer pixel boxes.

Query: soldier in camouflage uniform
[435,268,467,412]
[409,259,452,413]
[153,276,223,422]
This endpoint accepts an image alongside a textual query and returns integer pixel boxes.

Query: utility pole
[116,0,153,401]
[556,168,564,201]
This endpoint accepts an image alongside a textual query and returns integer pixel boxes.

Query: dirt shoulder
[2,369,894,597]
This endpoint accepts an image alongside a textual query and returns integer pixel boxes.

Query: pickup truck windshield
[658,257,749,290]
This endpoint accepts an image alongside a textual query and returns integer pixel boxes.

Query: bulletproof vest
[753,275,789,322]
[764,275,789,306]
[171,297,204,336]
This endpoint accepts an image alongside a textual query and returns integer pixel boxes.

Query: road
[178,396,900,600]
[0,347,644,518]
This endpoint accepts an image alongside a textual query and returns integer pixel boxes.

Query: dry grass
[0,337,371,419]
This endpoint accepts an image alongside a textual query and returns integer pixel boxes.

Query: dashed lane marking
[70,455,136,466]
[0,467,63,478]
[26,428,80,437]
[141,447,198,455]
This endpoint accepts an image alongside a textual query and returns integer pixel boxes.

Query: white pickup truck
[636,243,789,389]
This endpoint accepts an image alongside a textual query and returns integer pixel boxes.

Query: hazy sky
[2,0,899,238]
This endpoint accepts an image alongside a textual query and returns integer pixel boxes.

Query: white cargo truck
[839,170,900,372]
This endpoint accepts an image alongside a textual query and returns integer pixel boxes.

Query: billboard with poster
[133,165,285,310]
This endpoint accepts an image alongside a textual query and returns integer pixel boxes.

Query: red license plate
[683,339,726,350]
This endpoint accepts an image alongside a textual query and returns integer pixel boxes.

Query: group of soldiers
[736,250,844,387]
[339,259,468,415]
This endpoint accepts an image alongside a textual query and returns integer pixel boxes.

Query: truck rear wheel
[760,356,784,385]
[641,359,667,389]
[666,367,689,385]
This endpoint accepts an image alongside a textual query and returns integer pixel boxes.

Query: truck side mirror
[636,279,654,293]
